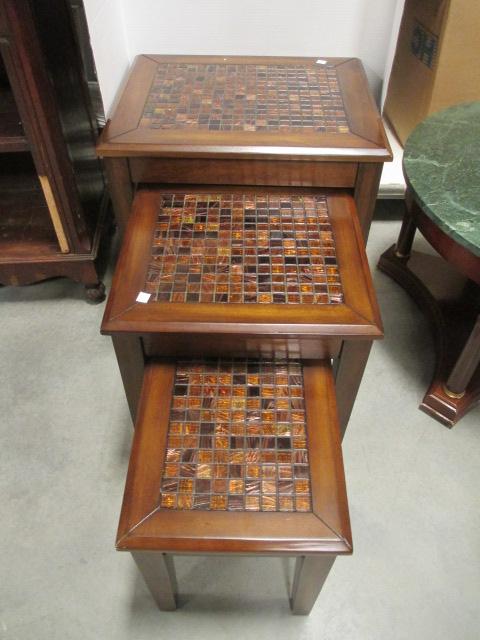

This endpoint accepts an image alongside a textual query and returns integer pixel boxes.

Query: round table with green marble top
[404,101,480,260]
[379,102,480,426]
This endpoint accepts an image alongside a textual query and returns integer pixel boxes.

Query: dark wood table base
[378,244,480,427]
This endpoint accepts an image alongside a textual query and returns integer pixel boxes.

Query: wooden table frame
[97,55,391,243]
[102,188,383,437]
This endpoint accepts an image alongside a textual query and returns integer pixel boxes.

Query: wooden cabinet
[0,0,106,301]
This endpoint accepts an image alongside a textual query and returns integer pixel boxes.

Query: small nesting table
[118,358,351,614]
[379,102,480,426]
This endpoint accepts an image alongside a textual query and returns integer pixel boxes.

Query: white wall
[85,0,400,115]
[381,0,406,107]
[83,0,130,115]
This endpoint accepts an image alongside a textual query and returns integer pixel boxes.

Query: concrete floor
[1,207,479,640]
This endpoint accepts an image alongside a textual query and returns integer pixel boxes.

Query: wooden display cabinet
[0,0,106,301]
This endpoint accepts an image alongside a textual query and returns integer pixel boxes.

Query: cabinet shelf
[0,154,59,260]
[0,87,29,153]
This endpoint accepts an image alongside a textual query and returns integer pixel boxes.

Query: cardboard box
[383,0,480,145]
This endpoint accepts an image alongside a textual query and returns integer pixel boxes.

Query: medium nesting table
[379,102,480,426]
[102,188,383,436]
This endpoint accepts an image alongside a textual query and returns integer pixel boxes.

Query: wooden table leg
[132,551,177,611]
[354,163,382,243]
[112,335,145,423]
[334,340,372,439]
[104,157,133,236]
[290,555,335,615]
[394,201,417,258]
[445,313,480,397]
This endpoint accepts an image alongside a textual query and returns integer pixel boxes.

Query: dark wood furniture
[101,188,383,437]
[117,358,351,615]
[97,55,392,242]
[0,0,106,300]
[67,0,106,129]
[101,57,388,613]
[379,102,480,426]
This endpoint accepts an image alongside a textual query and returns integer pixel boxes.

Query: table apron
[129,157,358,188]
[141,333,343,360]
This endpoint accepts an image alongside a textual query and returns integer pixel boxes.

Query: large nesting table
[97,55,391,241]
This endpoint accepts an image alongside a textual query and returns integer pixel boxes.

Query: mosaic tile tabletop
[141,63,350,133]
[160,359,312,512]
[144,193,343,305]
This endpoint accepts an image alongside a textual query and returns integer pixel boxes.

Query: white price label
[136,291,151,303]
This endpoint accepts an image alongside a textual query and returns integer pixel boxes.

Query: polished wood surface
[291,555,335,615]
[129,157,358,188]
[117,359,352,555]
[141,334,342,361]
[446,315,480,395]
[112,334,145,421]
[353,163,383,241]
[132,551,177,611]
[334,340,373,437]
[102,188,382,348]
[98,56,390,161]
[104,158,133,232]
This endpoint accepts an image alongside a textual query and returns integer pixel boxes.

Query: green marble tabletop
[403,101,480,257]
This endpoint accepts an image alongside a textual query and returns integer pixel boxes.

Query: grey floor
[1,204,479,640]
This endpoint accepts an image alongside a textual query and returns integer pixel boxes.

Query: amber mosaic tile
[159,359,312,512]
[144,193,343,304]
[141,63,350,133]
